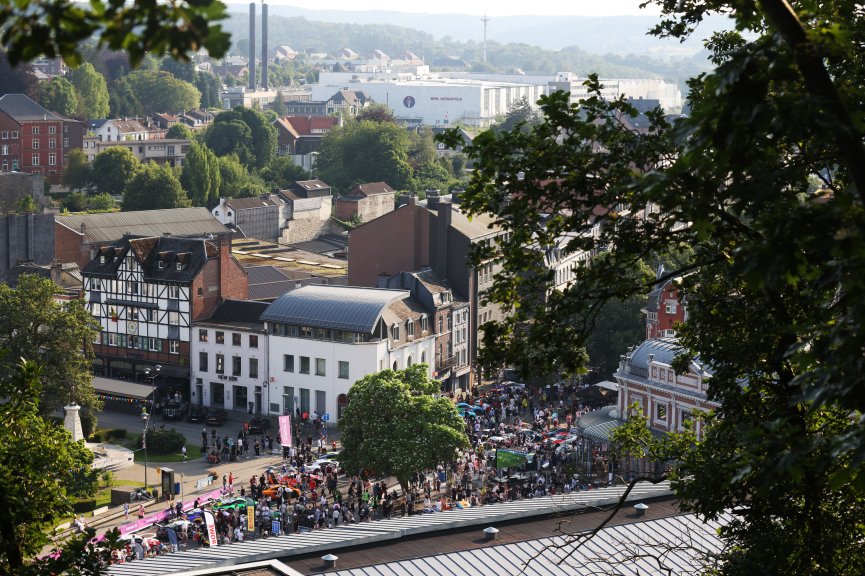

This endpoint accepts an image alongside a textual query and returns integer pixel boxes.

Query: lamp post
[142,365,162,493]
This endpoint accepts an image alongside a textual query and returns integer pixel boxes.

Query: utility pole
[481,12,490,65]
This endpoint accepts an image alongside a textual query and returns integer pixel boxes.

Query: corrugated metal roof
[56,208,228,243]
[0,94,63,121]
[320,512,729,576]
[260,285,408,333]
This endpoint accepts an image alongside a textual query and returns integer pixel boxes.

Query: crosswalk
[108,481,672,576]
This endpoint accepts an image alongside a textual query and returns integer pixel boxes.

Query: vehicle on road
[162,397,189,421]
[187,405,207,423]
[206,408,227,426]
[247,416,271,435]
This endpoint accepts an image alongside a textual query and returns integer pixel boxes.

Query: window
[283,354,294,372]
[63,137,69,148]
[48,153,56,166]
[420,315,428,332]
[32,139,39,149]
[0,145,7,155]
[32,154,39,165]
[315,358,326,376]
[147,309,157,322]
[167,285,179,298]
[49,138,56,149]
[421,351,426,364]
[11,131,18,139]
[199,329,208,342]
[128,308,139,321]
[158,261,165,270]
[215,354,224,374]
[169,340,180,354]
[391,324,400,340]
[0,131,6,139]
[176,261,182,271]
[406,319,414,338]
[215,331,224,344]
[148,338,161,352]
[48,125,56,135]
[249,334,258,348]
[300,356,310,374]
[249,358,258,379]
[31,126,38,135]
[130,281,139,295]
[656,404,667,421]
[665,301,677,314]
[681,410,693,427]
[199,351,209,372]
[407,355,413,366]
[11,159,17,170]
[211,381,224,405]
[338,361,349,379]
[168,311,179,325]
[107,332,118,346]
[232,356,241,376]
[316,390,326,416]
[232,333,241,346]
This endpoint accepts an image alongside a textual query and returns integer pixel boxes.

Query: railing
[436,356,457,371]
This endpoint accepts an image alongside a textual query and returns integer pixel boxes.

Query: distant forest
[221,12,712,91]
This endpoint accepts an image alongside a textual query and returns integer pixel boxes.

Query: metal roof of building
[0,94,64,121]
[56,208,228,244]
[260,285,408,333]
[318,512,729,576]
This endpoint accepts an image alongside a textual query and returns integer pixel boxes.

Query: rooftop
[0,94,63,122]
[57,208,228,244]
[261,285,408,333]
[196,299,269,331]
[231,239,347,279]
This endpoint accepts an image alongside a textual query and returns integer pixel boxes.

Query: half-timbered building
[82,234,248,399]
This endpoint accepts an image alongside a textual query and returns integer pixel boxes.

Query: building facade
[334,182,395,222]
[190,299,270,413]
[82,234,248,397]
[261,285,435,420]
[643,272,688,340]
[211,195,285,243]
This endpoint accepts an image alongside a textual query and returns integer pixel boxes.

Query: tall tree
[0,49,37,98]
[122,70,200,115]
[91,147,139,196]
[203,120,255,167]
[259,155,309,189]
[38,76,78,117]
[63,149,91,191]
[68,62,110,119]
[493,95,541,133]
[194,71,222,109]
[317,119,413,191]
[443,0,865,571]
[216,154,248,198]
[207,107,276,169]
[0,275,100,415]
[123,161,191,211]
[166,123,193,140]
[338,364,470,492]
[181,142,221,207]
[271,90,287,117]
[0,360,100,571]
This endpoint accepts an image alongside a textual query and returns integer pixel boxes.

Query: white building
[261,285,436,421]
[312,72,545,127]
[191,300,270,414]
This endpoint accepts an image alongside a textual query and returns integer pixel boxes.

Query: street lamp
[142,365,162,493]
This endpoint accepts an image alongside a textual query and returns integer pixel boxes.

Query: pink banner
[204,510,218,547]
[279,414,292,447]
[117,486,228,535]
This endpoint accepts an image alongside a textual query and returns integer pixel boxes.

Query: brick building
[348,197,502,391]
[334,181,395,223]
[0,94,83,185]
[82,234,248,398]
[273,115,340,156]
[643,268,688,339]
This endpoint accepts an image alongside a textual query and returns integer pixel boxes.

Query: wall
[191,325,267,411]
[0,213,55,282]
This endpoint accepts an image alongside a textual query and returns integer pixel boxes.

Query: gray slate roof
[261,285,407,333]
[56,208,228,243]
[0,94,63,121]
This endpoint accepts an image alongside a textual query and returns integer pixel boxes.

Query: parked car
[206,409,227,426]
[187,405,207,423]
[162,398,188,421]
[246,416,271,435]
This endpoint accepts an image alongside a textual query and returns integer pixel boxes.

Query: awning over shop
[92,376,155,401]
[596,380,618,391]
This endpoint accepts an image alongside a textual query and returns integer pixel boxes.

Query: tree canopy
[91,147,139,196]
[123,162,191,211]
[0,0,229,67]
[181,142,221,208]
[68,62,109,119]
[38,76,78,117]
[0,275,100,415]
[443,0,865,573]
[338,364,469,491]
[120,69,201,116]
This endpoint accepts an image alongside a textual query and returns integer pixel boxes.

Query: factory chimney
[248,2,256,90]
[261,2,269,90]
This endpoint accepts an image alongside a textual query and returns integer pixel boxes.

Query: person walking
[138,503,145,520]
[181,445,187,462]
[123,502,129,521]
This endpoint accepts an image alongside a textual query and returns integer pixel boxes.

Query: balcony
[436,355,457,371]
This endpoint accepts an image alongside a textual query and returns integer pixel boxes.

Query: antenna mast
[481,12,490,64]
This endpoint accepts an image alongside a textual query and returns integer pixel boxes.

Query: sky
[263,0,658,18]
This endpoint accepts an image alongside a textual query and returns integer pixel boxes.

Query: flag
[279,414,292,447]
[203,510,218,547]
[247,505,255,532]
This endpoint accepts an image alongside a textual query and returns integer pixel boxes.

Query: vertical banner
[203,511,218,547]
[278,414,292,447]
[247,505,255,532]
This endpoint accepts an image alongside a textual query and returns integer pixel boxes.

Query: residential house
[82,233,248,397]
[275,45,298,60]
[262,285,436,420]
[88,119,151,143]
[643,267,687,339]
[0,93,83,185]
[334,181,395,223]
[379,269,470,391]
[430,126,474,157]
[348,197,505,390]
[281,100,329,116]
[613,337,716,438]
[326,89,373,116]
[152,113,180,130]
[211,195,285,243]
[191,299,269,413]
[181,109,214,129]
[82,137,192,167]
[273,115,340,157]
[277,179,336,244]
[55,207,229,270]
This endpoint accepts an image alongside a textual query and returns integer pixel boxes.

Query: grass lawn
[145,445,203,463]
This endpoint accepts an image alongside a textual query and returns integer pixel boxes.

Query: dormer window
[391,324,400,340]
[99,255,105,264]
[158,261,165,270]
[406,319,414,338]
[176,261,182,271]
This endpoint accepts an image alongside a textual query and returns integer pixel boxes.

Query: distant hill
[225,4,732,56]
